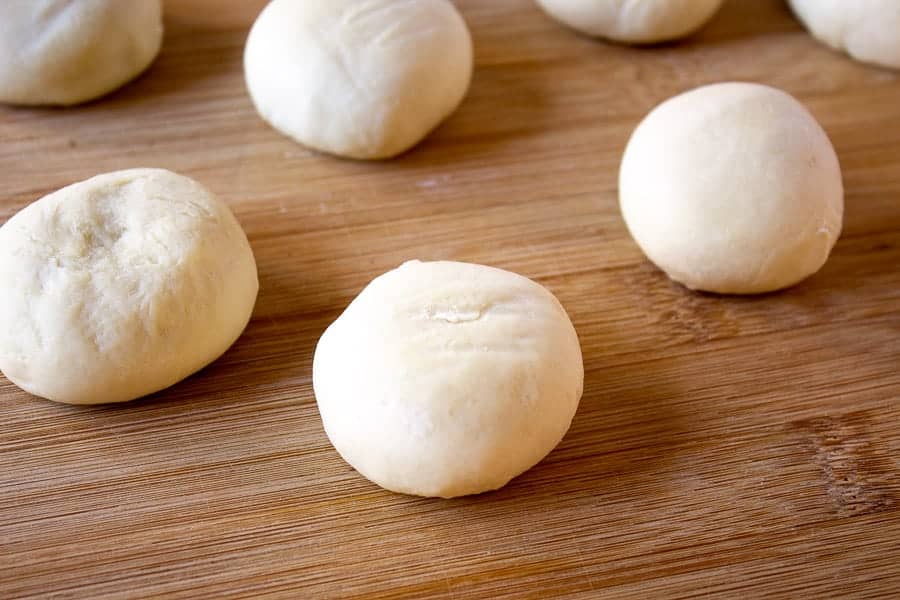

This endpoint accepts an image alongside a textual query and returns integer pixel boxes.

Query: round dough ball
[534,0,723,44]
[0,169,258,405]
[0,0,163,106]
[619,82,843,294]
[789,0,900,70]
[244,0,473,160]
[313,260,584,498]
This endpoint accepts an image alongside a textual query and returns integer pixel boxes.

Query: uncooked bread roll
[0,0,163,106]
[244,0,473,160]
[313,260,584,498]
[619,82,843,294]
[534,0,723,44]
[789,0,900,70]
[0,169,258,405]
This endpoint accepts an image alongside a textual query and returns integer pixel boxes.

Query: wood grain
[2,1,899,598]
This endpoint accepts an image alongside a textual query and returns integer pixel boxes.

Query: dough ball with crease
[0,0,163,106]
[0,169,258,405]
[789,0,900,70]
[534,0,723,44]
[619,82,843,295]
[313,260,584,498]
[244,0,473,159]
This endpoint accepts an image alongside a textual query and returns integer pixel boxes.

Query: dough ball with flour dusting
[789,0,900,70]
[313,260,584,498]
[244,0,473,160]
[0,0,163,106]
[619,82,844,295]
[534,0,723,44]
[0,169,258,405]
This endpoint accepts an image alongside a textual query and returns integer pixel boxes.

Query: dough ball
[0,0,163,106]
[619,82,843,295]
[244,0,473,160]
[0,169,258,405]
[313,260,584,498]
[534,0,723,44]
[789,0,900,70]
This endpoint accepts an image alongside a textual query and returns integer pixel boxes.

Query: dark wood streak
[793,412,898,518]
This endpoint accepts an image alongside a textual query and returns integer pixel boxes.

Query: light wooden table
[2,1,899,598]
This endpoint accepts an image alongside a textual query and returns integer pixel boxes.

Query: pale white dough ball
[534,0,723,44]
[313,260,584,498]
[0,169,259,405]
[789,0,900,70]
[244,0,473,160]
[619,82,843,294]
[0,0,163,106]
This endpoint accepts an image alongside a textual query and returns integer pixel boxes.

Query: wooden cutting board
[2,1,899,597]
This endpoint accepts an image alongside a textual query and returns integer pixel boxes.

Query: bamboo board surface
[2,1,900,598]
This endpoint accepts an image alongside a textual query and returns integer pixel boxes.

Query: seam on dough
[419,304,490,324]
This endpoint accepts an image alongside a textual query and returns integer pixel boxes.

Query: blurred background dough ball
[789,0,900,70]
[534,0,723,44]
[618,82,843,295]
[244,0,473,160]
[0,0,163,106]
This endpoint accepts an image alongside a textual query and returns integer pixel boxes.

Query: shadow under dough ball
[0,0,163,106]
[243,0,473,160]
[534,0,724,44]
[618,82,844,295]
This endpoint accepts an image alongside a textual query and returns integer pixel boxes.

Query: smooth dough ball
[789,0,900,70]
[0,0,163,106]
[534,0,723,44]
[619,82,843,295]
[244,0,473,160]
[313,260,584,498]
[0,169,258,405]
